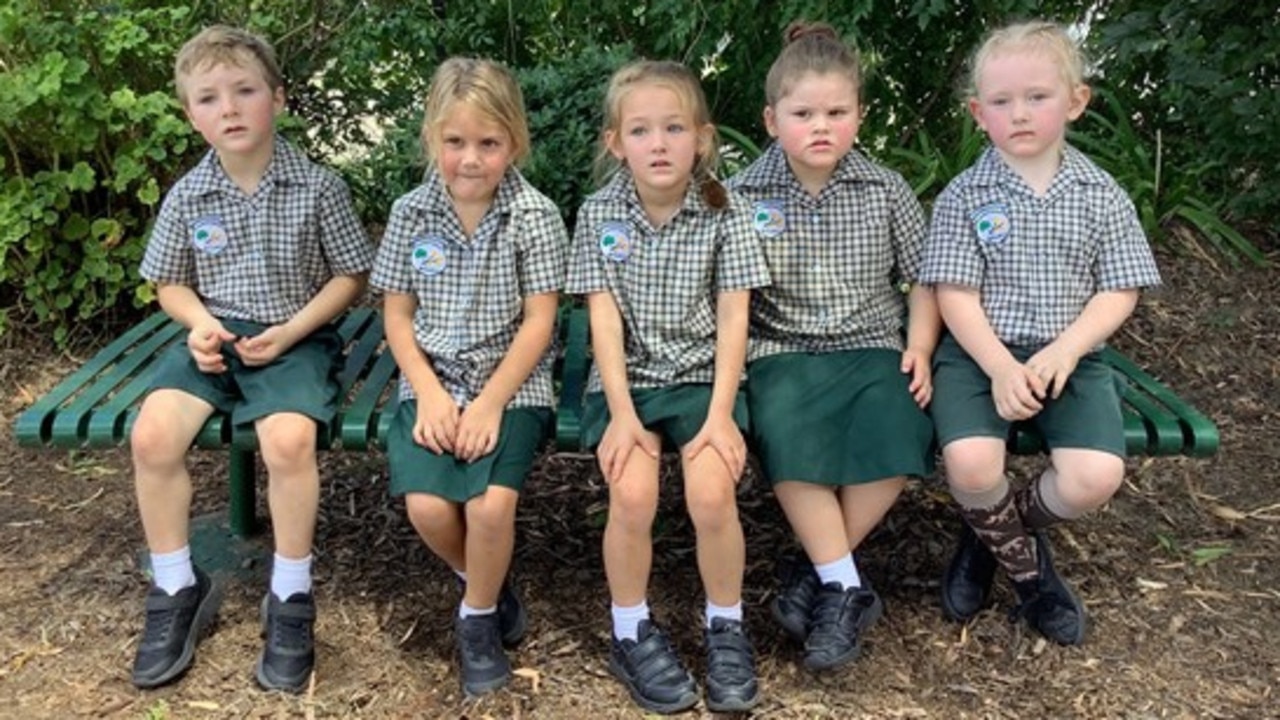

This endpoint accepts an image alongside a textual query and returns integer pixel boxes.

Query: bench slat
[1101,347,1219,457]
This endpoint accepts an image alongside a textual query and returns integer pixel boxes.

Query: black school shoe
[772,552,821,643]
[131,567,222,688]
[941,523,999,622]
[455,576,528,647]
[609,620,699,714]
[255,592,316,693]
[1011,532,1087,645]
[704,618,760,713]
[456,613,512,696]
[803,582,884,671]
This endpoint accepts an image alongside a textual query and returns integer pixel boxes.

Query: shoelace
[142,606,183,644]
[269,612,312,650]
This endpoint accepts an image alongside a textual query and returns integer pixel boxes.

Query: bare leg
[132,389,215,553]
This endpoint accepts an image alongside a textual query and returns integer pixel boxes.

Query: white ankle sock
[814,554,861,590]
[270,553,312,601]
[611,600,650,642]
[705,600,743,628]
[150,546,195,596]
[459,601,496,619]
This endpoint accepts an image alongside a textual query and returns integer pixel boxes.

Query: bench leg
[228,448,258,537]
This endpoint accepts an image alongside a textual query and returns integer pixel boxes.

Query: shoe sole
[254,595,313,693]
[132,577,224,689]
[462,670,512,697]
[608,654,699,714]
[707,689,761,713]
[803,591,885,672]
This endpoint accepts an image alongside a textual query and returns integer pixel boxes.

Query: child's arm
[588,291,660,483]
[1027,289,1139,398]
[683,289,750,480]
[156,283,236,374]
[455,292,560,462]
[236,273,367,367]
[902,284,941,408]
[937,283,1047,421]
[383,290,459,455]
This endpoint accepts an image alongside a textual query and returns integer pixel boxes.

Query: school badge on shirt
[971,203,1011,245]
[411,237,447,276]
[190,216,229,255]
[751,199,787,237]
[599,221,633,263]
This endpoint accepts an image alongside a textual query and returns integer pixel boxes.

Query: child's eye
[793,109,811,120]
[195,95,215,105]
[666,123,685,134]
[627,126,648,137]
[990,98,1009,107]
[829,108,848,118]
[481,138,503,149]
[1029,92,1049,102]
[442,136,464,147]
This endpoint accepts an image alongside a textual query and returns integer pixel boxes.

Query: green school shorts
[581,384,749,452]
[386,402,552,503]
[930,334,1126,457]
[746,349,936,486]
[148,319,343,426]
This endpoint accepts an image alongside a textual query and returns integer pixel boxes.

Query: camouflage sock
[954,482,1038,582]
[1016,470,1075,531]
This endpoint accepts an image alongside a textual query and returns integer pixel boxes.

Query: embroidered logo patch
[599,221,633,263]
[411,237,447,276]
[190,216,229,255]
[751,200,787,237]
[971,203,1011,244]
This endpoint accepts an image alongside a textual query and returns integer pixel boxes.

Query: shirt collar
[598,166,712,216]
[731,142,886,193]
[968,143,1110,189]
[405,166,530,215]
[183,136,311,196]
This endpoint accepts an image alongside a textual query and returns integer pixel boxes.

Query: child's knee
[1056,453,1125,507]
[130,415,187,468]
[405,493,454,531]
[685,480,737,532]
[258,415,317,472]
[608,481,658,529]
[942,443,1007,495]
[465,490,518,534]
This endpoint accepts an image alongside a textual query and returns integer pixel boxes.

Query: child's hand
[901,347,934,408]
[235,325,295,367]
[413,388,460,455]
[455,397,502,463]
[188,323,236,374]
[1026,343,1080,399]
[597,414,660,484]
[990,362,1046,421]
[683,413,747,482]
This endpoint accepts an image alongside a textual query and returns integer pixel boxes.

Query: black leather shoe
[456,613,512,696]
[496,579,527,647]
[609,620,698,714]
[1012,532,1087,645]
[131,567,221,688]
[704,618,760,712]
[255,592,316,693]
[771,551,821,643]
[941,523,999,622]
[803,582,883,671]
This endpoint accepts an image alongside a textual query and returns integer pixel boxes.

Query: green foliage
[1090,1,1279,226]
[0,2,200,342]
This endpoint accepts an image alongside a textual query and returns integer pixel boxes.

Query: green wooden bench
[12,303,1216,548]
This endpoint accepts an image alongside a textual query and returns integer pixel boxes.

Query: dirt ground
[1,243,1277,719]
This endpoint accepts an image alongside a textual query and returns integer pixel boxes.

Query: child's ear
[763,106,779,138]
[1067,83,1091,121]
[698,123,715,156]
[967,97,987,132]
[272,87,287,115]
[604,129,626,161]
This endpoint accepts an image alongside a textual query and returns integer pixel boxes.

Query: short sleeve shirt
[920,145,1162,348]
[565,170,771,392]
[141,138,373,324]
[371,168,567,407]
[728,144,926,358]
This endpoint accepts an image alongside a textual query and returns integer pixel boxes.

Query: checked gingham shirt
[142,137,373,325]
[566,169,771,392]
[371,168,567,408]
[729,143,926,359]
[920,145,1161,348]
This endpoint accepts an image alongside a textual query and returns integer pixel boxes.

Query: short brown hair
[764,21,861,106]
[174,25,283,106]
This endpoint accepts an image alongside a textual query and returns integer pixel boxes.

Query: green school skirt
[931,335,1126,457]
[581,384,749,451]
[746,349,935,486]
[148,319,343,426]
[386,402,552,502]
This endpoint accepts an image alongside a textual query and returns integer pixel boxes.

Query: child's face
[436,102,516,207]
[181,60,284,161]
[969,49,1089,165]
[606,83,708,199]
[765,72,861,187]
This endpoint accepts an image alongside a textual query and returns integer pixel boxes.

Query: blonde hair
[596,60,727,209]
[765,21,862,106]
[967,21,1087,98]
[174,25,283,106]
[421,57,531,165]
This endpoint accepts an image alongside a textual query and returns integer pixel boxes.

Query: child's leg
[943,437,1038,582]
[1022,449,1124,528]
[838,476,908,552]
[603,437,663,610]
[405,493,465,571]
[462,487,519,610]
[257,412,321,563]
[131,389,217,556]
[681,450,744,609]
[774,481,848,569]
